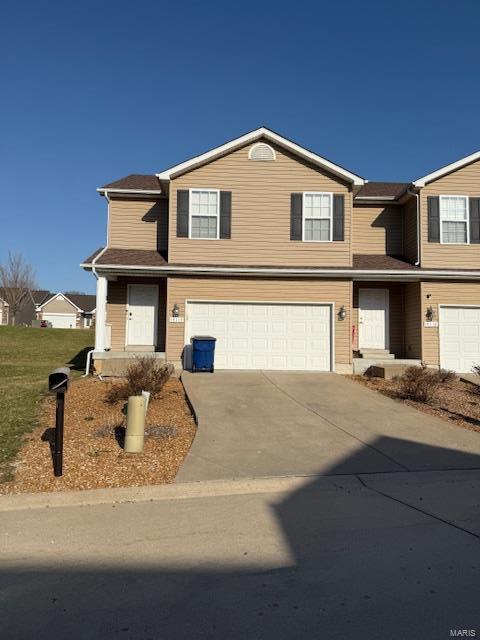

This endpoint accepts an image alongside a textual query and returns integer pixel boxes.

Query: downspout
[407,189,421,266]
[83,193,110,376]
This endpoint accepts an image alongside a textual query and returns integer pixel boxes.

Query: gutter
[79,262,480,281]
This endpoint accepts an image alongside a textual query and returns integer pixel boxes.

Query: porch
[352,281,422,374]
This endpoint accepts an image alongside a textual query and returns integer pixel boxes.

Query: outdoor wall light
[425,305,435,321]
[172,303,180,318]
[338,305,347,321]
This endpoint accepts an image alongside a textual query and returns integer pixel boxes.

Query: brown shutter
[427,196,440,242]
[290,193,302,240]
[219,191,231,239]
[332,195,345,241]
[176,190,189,237]
[469,197,480,244]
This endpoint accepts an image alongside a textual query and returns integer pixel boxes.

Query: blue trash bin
[191,336,216,373]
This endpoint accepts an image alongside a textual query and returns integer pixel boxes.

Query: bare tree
[0,252,37,325]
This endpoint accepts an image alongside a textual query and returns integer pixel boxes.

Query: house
[0,289,51,326]
[82,127,480,374]
[36,292,96,329]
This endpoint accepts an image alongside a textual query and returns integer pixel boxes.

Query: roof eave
[413,150,480,187]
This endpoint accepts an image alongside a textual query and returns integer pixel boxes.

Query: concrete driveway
[178,371,480,482]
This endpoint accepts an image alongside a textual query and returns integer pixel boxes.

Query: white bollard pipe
[124,396,146,453]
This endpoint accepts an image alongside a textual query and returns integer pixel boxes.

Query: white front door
[127,284,158,346]
[359,288,389,349]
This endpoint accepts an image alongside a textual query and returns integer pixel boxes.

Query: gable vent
[248,142,276,161]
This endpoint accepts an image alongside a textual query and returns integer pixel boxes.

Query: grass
[0,326,94,481]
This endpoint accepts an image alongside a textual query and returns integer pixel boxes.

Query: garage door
[186,302,332,371]
[43,313,77,329]
[439,306,480,372]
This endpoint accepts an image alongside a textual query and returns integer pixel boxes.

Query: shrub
[473,364,480,378]
[436,368,456,383]
[106,357,171,404]
[397,365,441,403]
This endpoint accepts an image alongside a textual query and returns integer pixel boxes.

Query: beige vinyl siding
[352,283,405,356]
[41,297,78,313]
[108,198,168,251]
[169,141,353,267]
[166,277,352,366]
[352,204,403,255]
[404,282,421,358]
[420,159,480,268]
[106,278,167,351]
[420,281,480,366]
[403,196,418,263]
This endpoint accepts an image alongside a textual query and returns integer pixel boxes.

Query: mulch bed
[0,377,196,494]
[351,375,480,434]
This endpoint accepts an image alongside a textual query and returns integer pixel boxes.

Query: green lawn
[0,326,94,481]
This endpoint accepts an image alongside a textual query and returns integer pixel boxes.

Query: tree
[0,252,37,325]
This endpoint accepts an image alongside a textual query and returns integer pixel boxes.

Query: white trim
[156,127,364,186]
[438,303,480,371]
[37,292,83,312]
[248,142,276,161]
[302,192,333,243]
[97,188,163,195]
[439,195,470,245]
[80,262,480,280]
[188,188,220,240]
[184,298,335,372]
[126,283,159,347]
[358,288,389,350]
[413,150,480,187]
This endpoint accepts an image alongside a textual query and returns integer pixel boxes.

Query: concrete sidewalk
[178,371,480,482]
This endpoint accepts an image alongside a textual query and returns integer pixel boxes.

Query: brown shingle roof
[352,254,417,270]
[100,174,161,192]
[64,294,96,312]
[355,182,410,200]
[82,248,168,267]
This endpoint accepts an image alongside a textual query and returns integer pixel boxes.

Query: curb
[0,474,318,512]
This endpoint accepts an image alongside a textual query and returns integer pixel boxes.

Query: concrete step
[359,349,395,359]
[353,358,422,375]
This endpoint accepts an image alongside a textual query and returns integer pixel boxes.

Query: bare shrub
[436,368,456,383]
[473,365,480,378]
[106,358,171,404]
[397,365,441,403]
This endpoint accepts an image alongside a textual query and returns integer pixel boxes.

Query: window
[302,192,333,242]
[440,195,469,244]
[84,316,92,327]
[189,189,219,239]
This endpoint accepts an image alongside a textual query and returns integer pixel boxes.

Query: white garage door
[186,302,332,371]
[440,306,480,372]
[43,313,77,329]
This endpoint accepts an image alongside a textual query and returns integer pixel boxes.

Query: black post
[53,390,65,477]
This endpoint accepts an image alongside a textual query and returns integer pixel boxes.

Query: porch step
[353,358,422,375]
[359,349,395,359]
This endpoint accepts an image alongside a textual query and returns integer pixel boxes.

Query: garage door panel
[440,306,480,373]
[43,313,77,329]
[186,302,332,371]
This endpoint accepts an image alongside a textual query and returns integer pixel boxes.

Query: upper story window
[189,189,219,239]
[302,192,333,242]
[440,195,469,244]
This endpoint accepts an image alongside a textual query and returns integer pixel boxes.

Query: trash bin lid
[192,335,216,341]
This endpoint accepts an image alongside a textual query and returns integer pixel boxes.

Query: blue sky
[1,0,479,293]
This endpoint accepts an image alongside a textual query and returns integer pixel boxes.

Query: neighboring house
[0,296,8,325]
[0,289,51,326]
[37,293,96,329]
[82,127,480,374]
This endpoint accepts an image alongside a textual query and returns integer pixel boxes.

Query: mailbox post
[48,367,70,477]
